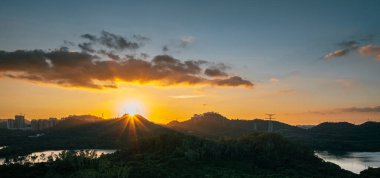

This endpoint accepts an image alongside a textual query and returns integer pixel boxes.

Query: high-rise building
[14,115,25,129]
[48,118,58,127]
[31,118,58,130]
[7,119,15,129]
[31,120,39,130]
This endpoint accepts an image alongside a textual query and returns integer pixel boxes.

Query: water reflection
[315,151,380,174]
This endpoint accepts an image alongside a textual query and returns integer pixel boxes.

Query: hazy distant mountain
[167,112,380,151]
[296,125,315,129]
[167,112,303,137]
[61,114,103,121]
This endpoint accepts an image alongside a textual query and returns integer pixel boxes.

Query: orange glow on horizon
[0,78,379,125]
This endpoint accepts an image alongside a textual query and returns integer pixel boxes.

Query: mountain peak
[120,114,149,123]
[167,120,180,126]
[313,122,355,129]
[190,112,229,122]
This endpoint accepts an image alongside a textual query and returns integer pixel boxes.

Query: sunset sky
[1,0,380,124]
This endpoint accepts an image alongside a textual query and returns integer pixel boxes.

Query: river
[315,151,380,174]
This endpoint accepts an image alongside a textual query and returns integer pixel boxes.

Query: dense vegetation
[1,133,365,178]
[0,113,379,177]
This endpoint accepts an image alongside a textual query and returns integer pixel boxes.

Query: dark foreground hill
[0,132,364,178]
[167,112,380,151]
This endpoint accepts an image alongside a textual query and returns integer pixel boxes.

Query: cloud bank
[0,32,253,89]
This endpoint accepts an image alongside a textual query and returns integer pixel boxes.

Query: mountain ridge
[166,112,380,151]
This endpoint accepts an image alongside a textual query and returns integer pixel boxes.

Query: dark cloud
[78,42,95,53]
[98,49,120,60]
[212,76,253,87]
[204,68,228,77]
[132,34,150,43]
[77,31,151,61]
[81,34,97,41]
[162,45,169,52]
[0,49,253,89]
[0,31,252,89]
[80,31,142,51]
[204,63,229,77]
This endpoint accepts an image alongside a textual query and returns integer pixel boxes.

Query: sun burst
[118,100,145,117]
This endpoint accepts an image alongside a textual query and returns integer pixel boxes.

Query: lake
[0,149,117,165]
[315,151,380,174]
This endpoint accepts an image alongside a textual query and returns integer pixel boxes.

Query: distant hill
[0,114,175,157]
[167,112,303,137]
[167,112,380,151]
[1,112,379,156]
[60,114,103,121]
[306,121,380,151]
[51,114,175,145]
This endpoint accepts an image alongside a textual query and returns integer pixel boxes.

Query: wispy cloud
[322,40,359,60]
[322,38,380,61]
[358,44,380,61]
[323,49,350,59]
[170,95,205,99]
[340,106,380,113]
[310,106,380,115]
[162,35,196,53]
[270,78,279,84]
[180,36,195,47]
[335,79,356,90]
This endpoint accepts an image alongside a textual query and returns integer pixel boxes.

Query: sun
[118,100,145,117]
